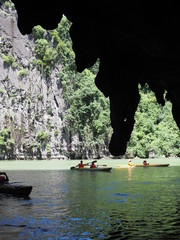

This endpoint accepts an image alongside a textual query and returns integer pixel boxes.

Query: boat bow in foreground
[0,183,32,197]
[0,172,32,197]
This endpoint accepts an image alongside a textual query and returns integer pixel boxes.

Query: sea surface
[0,159,180,239]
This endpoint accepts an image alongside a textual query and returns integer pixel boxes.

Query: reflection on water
[0,167,180,239]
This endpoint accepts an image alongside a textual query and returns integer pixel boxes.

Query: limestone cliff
[0,2,69,159]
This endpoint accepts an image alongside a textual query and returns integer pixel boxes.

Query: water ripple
[0,168,180,239]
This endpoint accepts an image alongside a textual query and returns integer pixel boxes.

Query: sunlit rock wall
[0,3,68,159]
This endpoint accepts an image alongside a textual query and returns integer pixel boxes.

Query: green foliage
[47,106,53,116]
[32,16,74,78]
[54,130,59,138]
[36,131,50,148]
[0,0,14,9]
[50,17,110,156]
[35,39,49,59]
[6,138,15,151]
[32,25,46,40]
[59,39,110,154]
[50,29,61,44]
[43,47,58,65]
[127,85,180,158]
[2,53,17,68]
[4,1,10,8]
[33,59,43,70]
[27,97,31,105]
[0,128,10,141]
[0,128,15,159]
[18,69,28,77]
[0,88,5,95]
[34,39,58,76]
[56,16,72,47]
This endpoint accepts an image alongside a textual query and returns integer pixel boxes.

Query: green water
[0,158,179,170]
[0,162,180,239]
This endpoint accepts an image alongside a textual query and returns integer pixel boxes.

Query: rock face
[10,0,180,156]
[0,3,69,159]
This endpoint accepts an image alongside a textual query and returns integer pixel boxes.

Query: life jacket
[90,164,96,168]
[0,175,6,183]
[78,163,84,168]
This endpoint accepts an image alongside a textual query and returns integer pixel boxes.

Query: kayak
[70,167,112,172]
[0,182,32,197]
[0,172,32,197]
[128,164,169,167]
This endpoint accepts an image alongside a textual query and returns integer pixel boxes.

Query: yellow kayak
[128,164,169,167]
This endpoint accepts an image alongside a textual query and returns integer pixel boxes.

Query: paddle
[10,182,23,184]
[97,164,107,168]
[86,160,97,165]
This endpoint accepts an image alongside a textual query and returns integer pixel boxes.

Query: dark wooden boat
[70,167,112,172]
[0,183,32,196]
[0,172,32,197]
[129,164,169,167]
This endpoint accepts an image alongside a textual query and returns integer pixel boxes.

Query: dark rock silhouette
[11,0,180,156]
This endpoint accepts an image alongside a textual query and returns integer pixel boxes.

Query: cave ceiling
[11,1,180,156]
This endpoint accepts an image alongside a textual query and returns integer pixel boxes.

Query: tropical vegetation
[32,16,180,158]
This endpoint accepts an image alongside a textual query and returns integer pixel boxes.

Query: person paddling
[128,159,132,166]
[143,160,149,165]
[77,160,85,168]
[90,161,97,168]
[76,160,90,168]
